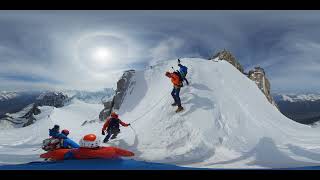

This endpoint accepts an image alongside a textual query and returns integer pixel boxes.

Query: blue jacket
[49,129,80,148]
[178,64,188,76]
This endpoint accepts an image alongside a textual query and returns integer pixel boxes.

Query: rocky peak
[98,70,136,121]
[36,91,68,108]
[21,104,41,127]
[248,66,279,109]
[210,50,278,108]
[113,69,135,110]
[210,49,244,73]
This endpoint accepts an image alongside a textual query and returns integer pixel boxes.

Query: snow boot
[175,106,184,113]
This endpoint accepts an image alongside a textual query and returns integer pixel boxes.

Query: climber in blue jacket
[49,125,80,149]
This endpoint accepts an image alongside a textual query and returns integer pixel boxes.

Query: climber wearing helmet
[165,71,184,113]
[46,125,80,150]
[101,112,130,143]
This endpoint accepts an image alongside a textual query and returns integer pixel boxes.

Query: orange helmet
[111,112,118,118]
[79,134,101,148]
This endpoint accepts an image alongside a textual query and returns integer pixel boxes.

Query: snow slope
[116,58,320,169]
[0,100,103,165]
[1,58,320,169]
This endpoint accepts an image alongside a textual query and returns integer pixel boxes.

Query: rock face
[210,49,278,108]
[21,104,41,127]
[0,103,41,128]
[113,70,135,109]
[99,70,136,121]
[98,100,114,122]
[35,92,68,108]
[247,67,278,108]
[210,49,244,73]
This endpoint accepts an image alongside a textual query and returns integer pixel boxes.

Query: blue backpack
[179,65,188,76]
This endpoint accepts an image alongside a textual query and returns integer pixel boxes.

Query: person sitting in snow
[101,112,130,143]
[165,71,184,113]
[47,125,79,149]
[177,59,189,85]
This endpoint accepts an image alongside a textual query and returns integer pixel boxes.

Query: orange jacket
[169,73,182,87]
[102,117,129,131]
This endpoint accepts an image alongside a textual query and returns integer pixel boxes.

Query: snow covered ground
[1,58,320,169]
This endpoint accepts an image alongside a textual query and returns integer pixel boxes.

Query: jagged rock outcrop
[21,104,41,119]
[0,91,68,128]
[210,49,244,73]
[113,70,135,109]
[0,103,41,128]
[35,92,68,108]
[21,104,41,127]
[209,50,278,108]
[248,67,279,109]
[99,70,136,121]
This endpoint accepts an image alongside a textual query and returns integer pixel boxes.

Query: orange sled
[40,147,135,161]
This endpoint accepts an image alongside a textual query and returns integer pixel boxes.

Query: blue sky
[0,10,320,93]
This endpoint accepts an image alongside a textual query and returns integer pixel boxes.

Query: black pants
[103,128,120,142]
[171,87,181,107]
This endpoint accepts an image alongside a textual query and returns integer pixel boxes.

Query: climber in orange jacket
[165,71,184,113]
[101,112,130,143]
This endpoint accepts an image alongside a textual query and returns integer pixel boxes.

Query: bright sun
[92,47,112,64]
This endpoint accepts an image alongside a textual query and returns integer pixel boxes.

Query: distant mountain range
[0,89,114,119]
[0,91,41,119]
[273,93,320,125]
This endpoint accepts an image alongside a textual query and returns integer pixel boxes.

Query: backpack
[42,138,63,151]
[173,71,184,87]
[108,117,120,131]
[180,66,188,75]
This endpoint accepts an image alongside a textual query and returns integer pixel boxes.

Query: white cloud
[149,37,185,65]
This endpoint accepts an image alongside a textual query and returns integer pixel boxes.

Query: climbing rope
[129,125,137,135]
[129,90,171,124]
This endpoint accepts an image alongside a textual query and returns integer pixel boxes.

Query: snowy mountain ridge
[63,88,115,104]
[274,93,320,102]
[0,91,20,101]
[1,58,320,169]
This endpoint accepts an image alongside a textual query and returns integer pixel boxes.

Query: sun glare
[92,47,112,63]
